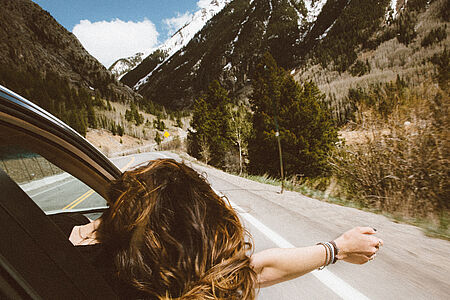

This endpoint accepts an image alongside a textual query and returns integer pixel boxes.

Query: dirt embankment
[86,129,156,157]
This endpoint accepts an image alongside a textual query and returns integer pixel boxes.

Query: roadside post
[274,115,284,194]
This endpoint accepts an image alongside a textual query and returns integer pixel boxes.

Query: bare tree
[198,135,211,165]
[227,103,252,175]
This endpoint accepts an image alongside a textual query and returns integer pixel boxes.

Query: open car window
[0,144,107,215]
[0,85,120,298]
[0,85,121,217]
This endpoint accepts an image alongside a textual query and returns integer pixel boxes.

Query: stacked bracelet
[329,240,339,264]
[316,241,339,270]
[317,242,329,270]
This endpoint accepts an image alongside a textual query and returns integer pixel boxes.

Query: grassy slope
[294,0,449,107]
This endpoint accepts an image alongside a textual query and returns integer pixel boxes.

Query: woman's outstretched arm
[250,227,383,288]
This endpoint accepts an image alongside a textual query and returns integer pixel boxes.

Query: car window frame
[0,85,122,202]
[0,84,123,299]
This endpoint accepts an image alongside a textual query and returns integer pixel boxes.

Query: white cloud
[73,18,159,68]
[163,12,193,36]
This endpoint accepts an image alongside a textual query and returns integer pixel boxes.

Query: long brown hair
[98,159,256,299]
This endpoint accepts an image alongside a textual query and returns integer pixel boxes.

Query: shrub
[160,136,184,151]
[430,48,449,92]
[421,26,447,47]
[396,11,417,45]
[330,86,449,224]
[349,60,371,76]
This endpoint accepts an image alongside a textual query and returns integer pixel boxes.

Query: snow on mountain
[134,0,231,89]
[390,0,399,17]
[385,0,406,22]
[318,19,336,40]
[305,0,328,23]
[288,0,327,28]
[132,0,329,89]
[109,51,149,79]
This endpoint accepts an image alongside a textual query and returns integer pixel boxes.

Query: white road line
[28,178,75,198]
[21,172,72,192]
[212,188,370,300]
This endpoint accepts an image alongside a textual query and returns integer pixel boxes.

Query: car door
[0,85,119,299]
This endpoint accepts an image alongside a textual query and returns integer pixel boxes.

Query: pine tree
[87,102,97,128]
[117,123,125,136]
[176,116,183,128]
[154,131,162,146]
[249,53,338,178]
[187,80,232,167]
[125,102,144,125]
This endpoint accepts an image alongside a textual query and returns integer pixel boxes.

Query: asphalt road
[28,151,450,299]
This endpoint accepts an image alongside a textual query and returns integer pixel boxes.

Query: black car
[0,85,121,299]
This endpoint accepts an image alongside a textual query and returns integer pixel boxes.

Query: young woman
[63,159,382,299]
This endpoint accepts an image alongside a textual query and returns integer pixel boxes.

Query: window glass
[0,145,107,213]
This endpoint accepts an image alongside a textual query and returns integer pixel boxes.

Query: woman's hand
[251,226,384,287]
[334,227,383,264]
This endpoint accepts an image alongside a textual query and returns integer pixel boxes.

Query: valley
[0,1,448,297]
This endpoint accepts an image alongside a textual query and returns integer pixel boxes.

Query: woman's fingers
[356,226,377,234]
[335,226,384,263]
[342,253,372,265]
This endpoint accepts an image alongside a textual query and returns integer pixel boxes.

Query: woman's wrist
[316,241,339,269]
[329,240,339,263]
[333,236,347,260]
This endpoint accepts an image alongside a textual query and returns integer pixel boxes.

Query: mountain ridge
[0,0,138,102]
[111,0,231,84]
[129,0,396,109]
[125,0,447,115]
[0,0,143,135]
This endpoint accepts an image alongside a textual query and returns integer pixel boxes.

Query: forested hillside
[0,0,140,136]
[181,0,449,235]
[298,0,449,125]
[127,0,424,111]
[0,0,447,234]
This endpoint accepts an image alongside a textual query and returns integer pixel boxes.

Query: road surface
[27,151,450,299]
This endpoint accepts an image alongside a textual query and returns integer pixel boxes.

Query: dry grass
[293,0,449,116]
[96,101,190,140]
[159,135,186,152]
[330,84,449,228]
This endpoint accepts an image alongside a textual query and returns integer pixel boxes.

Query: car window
[0,144,107,213]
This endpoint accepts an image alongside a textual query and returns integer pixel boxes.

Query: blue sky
[32,0,207,67]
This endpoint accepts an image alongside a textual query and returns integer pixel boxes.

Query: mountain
[114,0,231,86]
[0,0,142,135]
[128,0,447,111]
[128,0,392,109]
[108,52,146,79]
[0,0,138,103]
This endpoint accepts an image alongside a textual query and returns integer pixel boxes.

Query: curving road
[28,151,450,299]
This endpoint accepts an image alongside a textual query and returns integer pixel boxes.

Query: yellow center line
[66,190,95,210]
[62,156,135,210]
[62,189,94,210]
